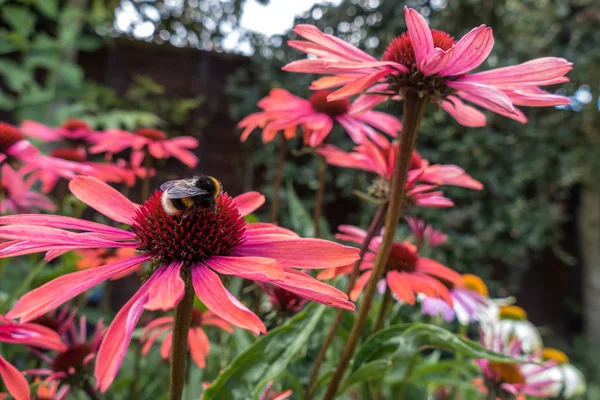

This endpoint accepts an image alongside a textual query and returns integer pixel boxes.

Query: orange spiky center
[309,91,350,117]
[463,274,489,297]
[382,30,454,67]
[499,305,528,321]
[488,362,526,385]
[131,192,246,264]
[135,128,167,141]
[542,348,569,364]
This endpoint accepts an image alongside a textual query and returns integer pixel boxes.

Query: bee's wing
[160,180,180,192]
[163,185,210,199]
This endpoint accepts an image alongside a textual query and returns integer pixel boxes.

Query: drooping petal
[188,327,210,369]
[417,258,463,286]
[448,81,516,115]
[350,270,372,301]
[7,253,151,322]
[191,264,266,334]
[233,192,265,217]
[69,176,139,225]
[0,225,131,247]
[234,238,360,269]
[404,7,434,66]
[441,96,487,127]
[94,274,155,392]
[386,271,416,305]
[206,256,285,281]
[439,25,494,77]
[0,355,30,400]
[420,47,454,76]
[327,69,391,101]
[145,262,185,311]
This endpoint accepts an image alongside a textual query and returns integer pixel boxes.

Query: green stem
[322,93,428,400]
[313,154,326,238]
[271,134,287,223]
[83,379,100,400]
[373,286,392,332]
[170,284,195,400]
[398,353,420,399]
[305,202,388,400]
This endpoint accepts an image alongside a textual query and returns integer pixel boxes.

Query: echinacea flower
[475,327,557,399]
[319,138,482,207]
[283,7,572,126]
[24,313,105,397]
[20,119,94,144]
[0,316,67,400]
[0,123,95,193]
[238,88,401,148]
[523,348,586,398]
[0,176,358,391]
[318,224,461,304]
[405,216,447,248]
[89,128,199,168]
[0,165,55,214]
[420,273,494,325]
[484,305,543,354]
[141,309,233,369]
[257,282,308,313]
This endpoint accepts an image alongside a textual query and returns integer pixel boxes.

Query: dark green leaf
[35,0,58,19]
[203,303,326,400]
[1,6,36,38]
[0,59,33,92]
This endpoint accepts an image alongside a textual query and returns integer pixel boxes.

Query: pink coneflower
[141,309,233,369]
[283,7,572,126]
[0,316,67,400]
[89,128,199,168]
[420,273,493,325]
[0,176,358,391]
[405,216,447,248]
[257,282,308,313]
[0,164,55,214]
[318,138,482,207]
[20,119,94,144]
[474,327,557,399]
[24,313,105,398]
[238,88,401,148]
[318,225,461,304]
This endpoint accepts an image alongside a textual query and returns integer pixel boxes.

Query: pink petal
[439,25,494,77]
[459,57,573,87]
[206,256,284,281]
[420,47,454,76]
[191,264,266,334]
[350,270,372,301]
[404,7,434,66]
[7,253,151,322]
[69,176,139,225]
[188,327,210,369]
[310,76,358,90]
[160,331,172,359]
[502,87,571,107]
[0,355,30,400]
[145,262,185,311]
[448,81,516,115]
[233,192,266,217]
[272,268,355,311]
[162,143,198,168]
[386,270,416,305]
[292,24,376,62]
[95,273,158,392]
[355,111,402,138]
[0,225,130,247]
[0,214,132,237]
[234,239,360,269]
[141,325,171,356]
[141,316,173,341]
[327,69,391,101]
[20,120,59,141]
[441,96,487,127]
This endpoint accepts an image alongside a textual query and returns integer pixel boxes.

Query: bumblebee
[160,175,222,219]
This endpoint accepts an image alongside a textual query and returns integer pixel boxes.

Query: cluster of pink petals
[319,139,482,207]
[0,316,67,400]
[475,327,558,398]
[238,88,401,148]
[319,225,462,304]
[0,165,55,214]
[0,176,358,391]
[141,309,233,369]
[20,120,94,143]
[405,216,448,248]
[88,128,199,168]
[283,7,572,127]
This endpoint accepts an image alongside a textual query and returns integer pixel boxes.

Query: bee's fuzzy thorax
[160,192,181,216]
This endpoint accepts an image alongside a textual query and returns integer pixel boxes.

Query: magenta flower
[283,7,572,126]
[20,119,95,144]
[0,177,358,391]
[238,88,401,148]
[257,282,309,313]
[318,138,482,207]
[89,128,199,168]
[141,309,233,369]
[0,165,55,214]
[405,217,447,248]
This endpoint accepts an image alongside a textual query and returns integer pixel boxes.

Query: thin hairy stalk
[305,202,387,399]
[83,379,100,400]
[313,154,327,237]
[322,93,429,400]
[170,284,195,400]
[373,286,392,332]
[271,134,287,223]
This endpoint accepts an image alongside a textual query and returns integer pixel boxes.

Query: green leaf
[0,260,46,313]
[203,303,326,400]
[0,59,32,92]
[35,0,58,19]
[339,360,390,393]
[0,90,15,110]
[57,63,84,87]
[287,180,314,237]
[0,34,18,54]
[1,6,36,38]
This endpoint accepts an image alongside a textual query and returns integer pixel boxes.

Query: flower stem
[170,283,195,400]
[271,134,287,223]
[83,379,100,400]
[322,93,428,400]
[305,202,387,399]
[313,154,327,237]
[373,286,392,332]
